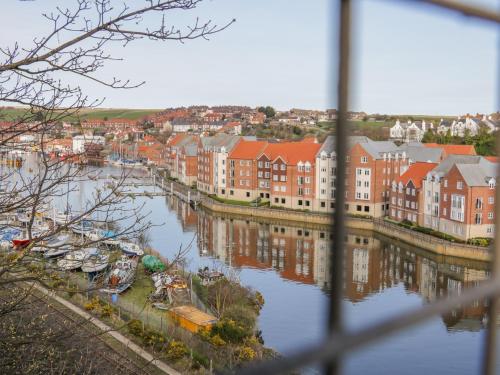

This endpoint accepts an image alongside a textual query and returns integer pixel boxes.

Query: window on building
[363,193,369,199]
[230,190,234,195]
[281,186,286,192]
[305,201,310,207]
[475,213,482,224]
[356,205,362,211]
[246,192,250,197]
[444,179,448,188]
[298,188,303,196]
[489,197,495,204]
[457,181,463,190]
[488,212,494,220]
[476,197,483,209]
[321,202,326,208]
[258,171,263,178]
[361,156,368,163]
[281,198,286,204]
[281,164,286,171]
[265,161,270,168]
[298,200,303,206]
[273,175,278,181]
[274,198,279,203]
[364,206,369,212]
[280,175,286,182]
[273,164,278,170]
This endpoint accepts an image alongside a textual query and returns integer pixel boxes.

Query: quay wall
[152,172,491,262]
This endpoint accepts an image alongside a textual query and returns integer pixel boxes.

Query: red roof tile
[424,143,476,156]
[228,140,268,159]
[398,162,438,188]
[262,142,321,164]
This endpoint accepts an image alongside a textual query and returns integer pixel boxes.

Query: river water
[17,158,498,374]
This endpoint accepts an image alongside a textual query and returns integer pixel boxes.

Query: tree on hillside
[0,1,233,373]
[258,106,276,118]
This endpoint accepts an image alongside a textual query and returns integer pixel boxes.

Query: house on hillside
[389,120,433,143]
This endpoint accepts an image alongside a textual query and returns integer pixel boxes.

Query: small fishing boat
[53,211,77,225]
[118,241,144,256]
[12,230,41,248]
[57,249,89,271]
[32,233,70,253]
[81,249,109,273]
[71,220,93,235]
[197,266,225,285]
[85,229,118,245]
[100,256,138,294]
[44,244,72,259]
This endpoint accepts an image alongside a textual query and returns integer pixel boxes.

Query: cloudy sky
[0,0,498,115]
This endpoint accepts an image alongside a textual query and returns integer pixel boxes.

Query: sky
[0,0,498,115]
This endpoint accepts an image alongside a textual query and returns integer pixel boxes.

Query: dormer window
[489,179,496,189]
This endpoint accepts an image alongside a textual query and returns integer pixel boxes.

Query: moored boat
[100,256,138,294]
[57,249,90,271]
[44,244,72,258]
[81,249,109,273]
[118,240,144,256]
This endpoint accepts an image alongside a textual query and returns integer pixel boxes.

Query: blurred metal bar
[327,0,351,374]
[419,0,500,23]
[483,130,500,374]
[239,279,500,375]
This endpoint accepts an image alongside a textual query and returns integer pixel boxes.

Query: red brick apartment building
[227,140,268,200]
[389,162,437,225]
[260,142,321,209]
[438,160,497,240]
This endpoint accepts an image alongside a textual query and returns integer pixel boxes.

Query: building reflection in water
[168,197,491,332]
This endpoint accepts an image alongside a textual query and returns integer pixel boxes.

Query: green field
[0,106,162,122]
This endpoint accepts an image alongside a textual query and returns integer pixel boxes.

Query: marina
[0,155,495,374]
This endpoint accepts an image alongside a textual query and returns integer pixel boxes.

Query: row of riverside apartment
[164,133,496,241]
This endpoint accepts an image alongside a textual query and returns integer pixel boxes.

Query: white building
[389,120,431,143]
[314,136,336,212]
[72,135,105,153]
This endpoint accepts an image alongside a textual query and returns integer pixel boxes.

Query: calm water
[128,180,496,375]
[18,157,499,374]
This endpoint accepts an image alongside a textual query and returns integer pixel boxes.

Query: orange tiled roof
[397,162,438,188]
[228,140,268,159]
[262,142,321,164]
[424,143,476,156]
[485,156,498,163]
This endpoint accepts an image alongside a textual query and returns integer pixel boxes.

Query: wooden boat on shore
[118,240,144,256]
[81,249,109,273]
[44,244,72,258]
[100,256,138,294]
[57,249,90,271]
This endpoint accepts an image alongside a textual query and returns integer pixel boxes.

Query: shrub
[128,319,143,337]
[142,329,165,347]
[192,351,209,369]
[236,346,256,362]
[467,237,491,247]
[100,304,114,318]
[210,334,226,347]
[211,319,251,344]
[223,305,256,335]
[166,340,189,361]
[84,297,100,311]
